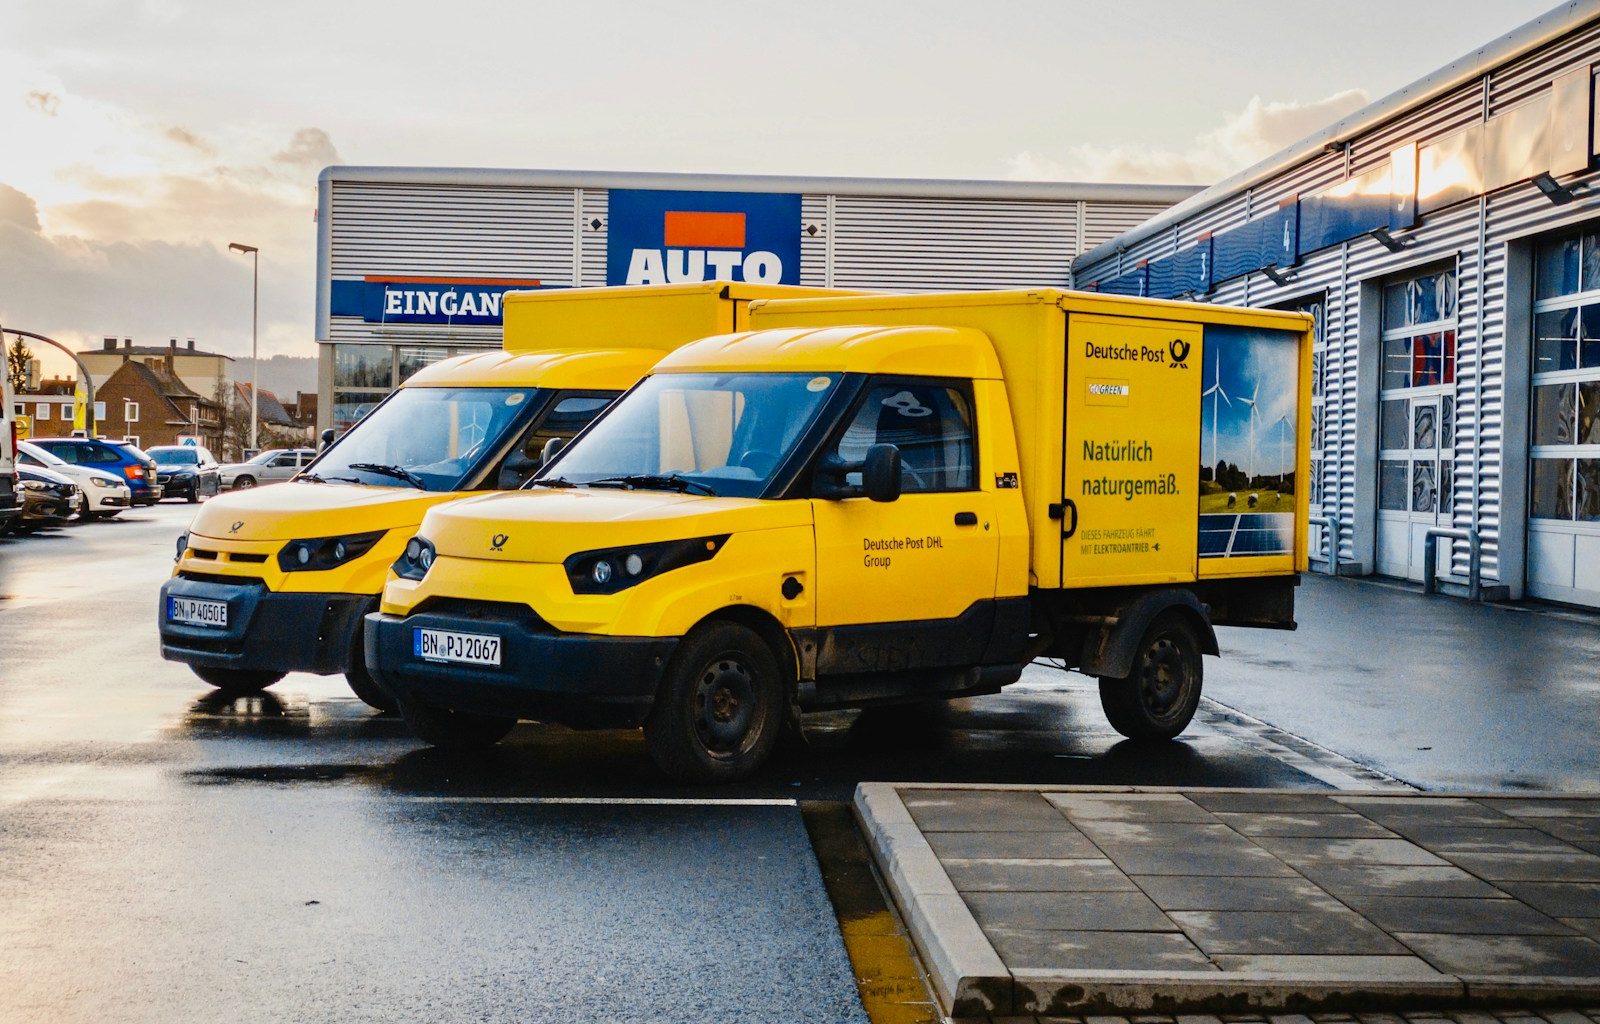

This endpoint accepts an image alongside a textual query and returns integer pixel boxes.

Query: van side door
[808,377,1000,674]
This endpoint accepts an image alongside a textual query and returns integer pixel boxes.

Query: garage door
[1527,230,1600,608]
[1375,267,1459,582]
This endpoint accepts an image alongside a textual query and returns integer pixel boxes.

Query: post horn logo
[229,521,244,534]
[1168,338,1191,368]
[490,533,509,552]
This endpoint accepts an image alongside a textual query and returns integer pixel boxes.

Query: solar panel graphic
[1198,512,1294,558]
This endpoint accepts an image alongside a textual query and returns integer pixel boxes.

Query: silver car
[219,449,317,489]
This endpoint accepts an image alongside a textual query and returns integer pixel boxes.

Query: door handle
[1060,499,1078,539]
[954,511,978,526]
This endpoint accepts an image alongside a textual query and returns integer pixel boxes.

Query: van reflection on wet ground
[181,689,309,737]
[178,688,413,742]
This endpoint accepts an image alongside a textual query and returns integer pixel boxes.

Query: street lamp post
[228,242,260,452]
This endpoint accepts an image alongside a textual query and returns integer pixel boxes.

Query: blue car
[28,438,164,506]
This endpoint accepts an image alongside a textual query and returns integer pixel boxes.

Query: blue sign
[606,189,802,287]
[328,277,548,326]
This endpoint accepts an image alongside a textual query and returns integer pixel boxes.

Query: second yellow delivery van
[158,283,852,709]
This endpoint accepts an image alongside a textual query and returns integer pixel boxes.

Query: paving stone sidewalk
[854,784,1600,1018]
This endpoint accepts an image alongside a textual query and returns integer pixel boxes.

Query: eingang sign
[329,276,545,326]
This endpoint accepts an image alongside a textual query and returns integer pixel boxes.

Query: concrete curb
[854,783,1600,1019]
[852,783,1014,1016]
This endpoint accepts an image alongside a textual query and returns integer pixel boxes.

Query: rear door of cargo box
[1059,314,1202,586]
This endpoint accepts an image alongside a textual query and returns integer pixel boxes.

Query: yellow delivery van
[159,283,852,709]
[365,289,1312,779]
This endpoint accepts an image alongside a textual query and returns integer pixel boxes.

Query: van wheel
[399,699,515,750]
[192,666,285,694]
[1098,612,1203,740]
[645,621,783,783]
[345,664,396,713]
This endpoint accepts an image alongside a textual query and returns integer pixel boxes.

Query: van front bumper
[158,575,372,675]
[364,609,675,729]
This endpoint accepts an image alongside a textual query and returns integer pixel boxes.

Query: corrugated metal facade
[317,168,1193,429]
[1074,6,1600,607]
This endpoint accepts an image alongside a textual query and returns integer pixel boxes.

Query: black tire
[186,488,199,504]
[345,662,397,713]
[234,476,256,489]
[191,665,285,694]
[399,699,515,750]
[1098,612,1204,741]
[644,621,784,783]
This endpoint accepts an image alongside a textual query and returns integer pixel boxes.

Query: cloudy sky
[1,0,1558,376]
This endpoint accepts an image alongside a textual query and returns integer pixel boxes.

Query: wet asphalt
[1,502,1591,1021]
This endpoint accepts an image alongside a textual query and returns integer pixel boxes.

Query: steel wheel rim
[691,654,760,757]
[1136,635,1188,719]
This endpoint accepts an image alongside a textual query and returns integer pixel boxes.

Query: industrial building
[314,168,1194,431]
[1075,1,1600,609]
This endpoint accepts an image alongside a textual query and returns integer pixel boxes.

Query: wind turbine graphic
[1272,413,1293,486]
[1202,350,1231,479]
[1239,380,1260,482]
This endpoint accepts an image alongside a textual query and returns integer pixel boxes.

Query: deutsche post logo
[229,521,244,534]
[1168,338,1191,368]
[490,533,508,552]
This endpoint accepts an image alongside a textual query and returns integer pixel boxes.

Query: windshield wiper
[530,476,577,488]
[586,474,718,497]
[348,462,428,489]
[299,471,362,484]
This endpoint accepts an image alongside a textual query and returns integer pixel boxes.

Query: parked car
[28,437,164,505]
[147,445,222,502]
[219,448,316,489]
[8,463,79,534]
[17,441,132,519]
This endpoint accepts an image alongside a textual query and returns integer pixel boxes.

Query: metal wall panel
[826,195,1078,291]
[329,181,576,280]
[1349,81,1485,176]
[579,189,608,287]
[800,194,830,287]
[1082,202,1170,250]
[1489,19,1600,114]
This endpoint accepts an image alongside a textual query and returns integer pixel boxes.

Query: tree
[6,336,32,395]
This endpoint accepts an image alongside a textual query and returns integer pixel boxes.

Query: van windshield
[545,372,840,498]
[311,386,542,491]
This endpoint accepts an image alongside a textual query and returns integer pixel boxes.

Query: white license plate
[169,596,228,628]
[414,628,502,666]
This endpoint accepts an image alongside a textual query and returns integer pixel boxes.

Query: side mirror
[816,443,901,502]
[541,436,567,467]
[319,428,336,449]
[861,443,902,503]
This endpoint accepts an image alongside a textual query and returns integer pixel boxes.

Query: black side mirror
[861,444,901,503]
[816,443,901,502]
[319,428,336,450]
[541,436,567,467]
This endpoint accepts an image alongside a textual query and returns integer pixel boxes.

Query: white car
[218,448,317,489]
[17,441,133,519]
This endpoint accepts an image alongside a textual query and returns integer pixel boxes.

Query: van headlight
[392,536,436,581]
[277,530,386,572]
[175,532,189,562]
[564,535,728,595]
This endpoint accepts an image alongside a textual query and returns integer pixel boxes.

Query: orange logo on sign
[662,211,746,249]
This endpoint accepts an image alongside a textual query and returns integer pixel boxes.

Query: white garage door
[1375,267,1460,582]
[1527,230,1600,608]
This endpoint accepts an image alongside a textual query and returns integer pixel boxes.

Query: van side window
[830,382,976,492]
[523,394,613,457]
